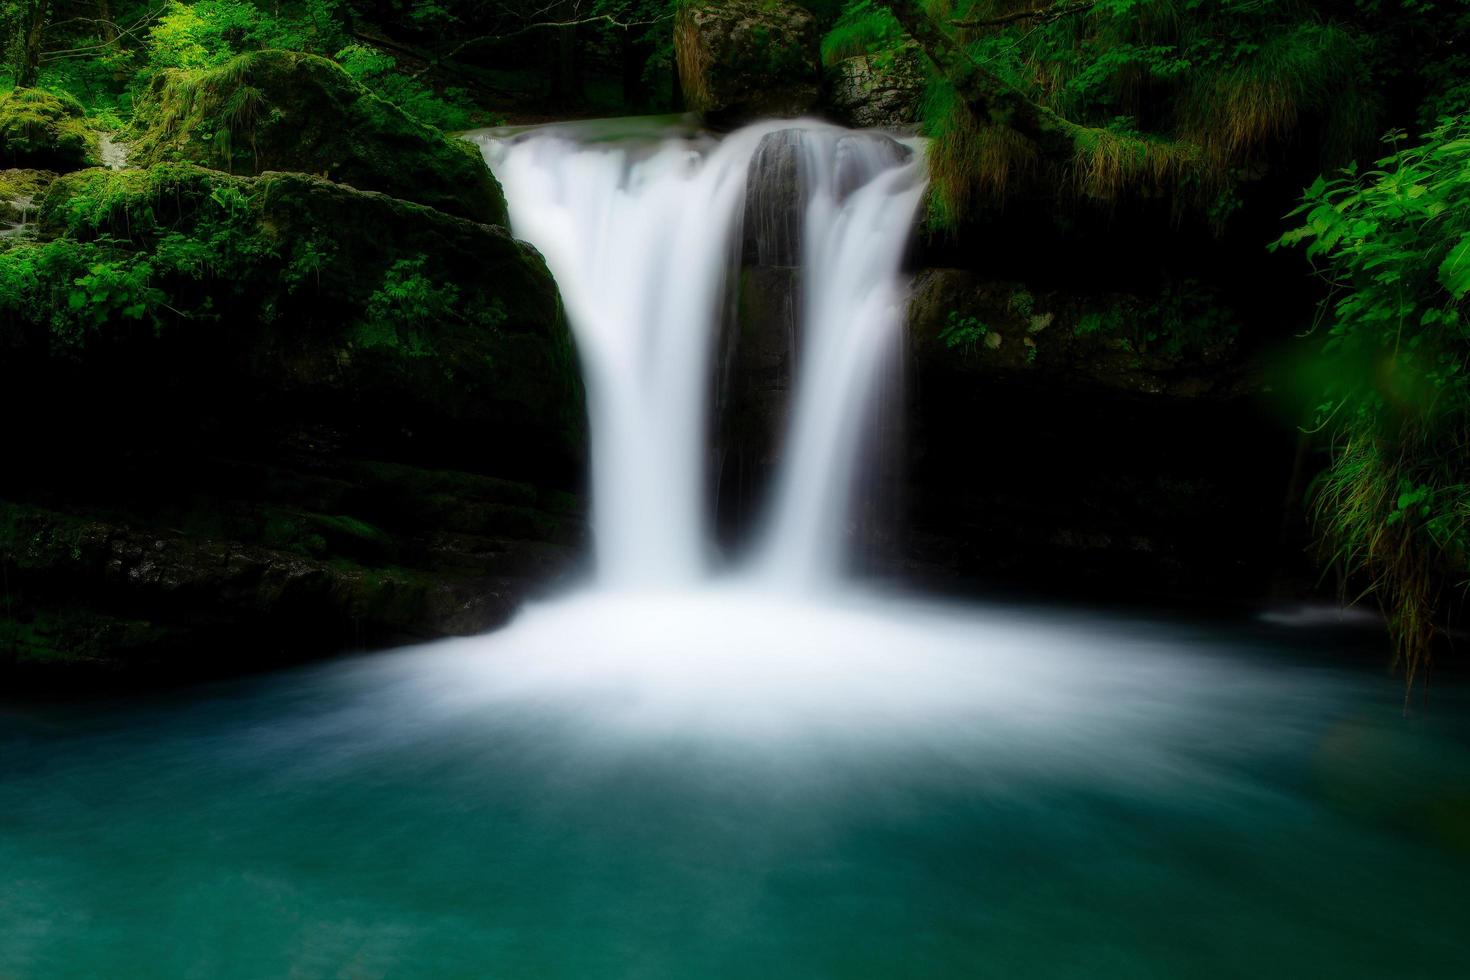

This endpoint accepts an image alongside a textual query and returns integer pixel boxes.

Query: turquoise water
[2,591,1468,978]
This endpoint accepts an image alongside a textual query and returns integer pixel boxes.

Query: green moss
[261,508,397,561]
[0,89,101,172]
[0,607,161,666]
[129,50,507,224]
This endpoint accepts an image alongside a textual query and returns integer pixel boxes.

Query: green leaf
[1437,233,1470,299]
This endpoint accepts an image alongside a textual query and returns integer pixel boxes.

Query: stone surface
[676,1,821,125]
[825,43,927,130]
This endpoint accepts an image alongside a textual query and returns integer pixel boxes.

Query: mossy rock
[676,0,821,125]
[0,89,100,171]
[23,163,581,479]
[825,43,926,130]
[130,50,507,224]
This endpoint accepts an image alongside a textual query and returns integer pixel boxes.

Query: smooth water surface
[4,592,1468,978]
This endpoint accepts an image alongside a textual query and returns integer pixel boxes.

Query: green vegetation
[2,0,490,131]
[0,87,99,168]
[129,49,506,222]
[1276,120,1470,695]
[821,0,1462,232]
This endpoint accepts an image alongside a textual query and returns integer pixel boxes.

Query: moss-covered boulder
[676,0,821,125]
[21,162,578,473]
[0,89,100,171]
[0,162,586,684]
[825,43,926,130]
[130,50,507,224]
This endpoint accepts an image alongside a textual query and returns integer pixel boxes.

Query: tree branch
[878,0,1084,158]
[408,12,671,80]
[950,0,1096,30]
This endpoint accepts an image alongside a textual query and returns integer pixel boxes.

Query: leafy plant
[1275,118,1470,696]
[938,309,989,351]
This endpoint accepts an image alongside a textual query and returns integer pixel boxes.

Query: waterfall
[475,120,927,589]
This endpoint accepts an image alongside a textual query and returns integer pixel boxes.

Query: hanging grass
[1176,22,1379,167]
[922,78,1038,226]
[863,0,1380,228]
[1311,433,1468,703]
[1068,123,1199,202]
[821,0,906,65]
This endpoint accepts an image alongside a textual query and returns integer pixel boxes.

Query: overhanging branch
[950,0,1096,30]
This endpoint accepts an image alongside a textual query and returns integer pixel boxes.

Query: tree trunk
[97,0,117,44]
[18,0,48,88]
[544,15,583,110]
[620,28,653,112]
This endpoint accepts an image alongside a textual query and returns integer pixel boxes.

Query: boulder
[676,0,821,125]
[130,50,506,224]
[0,89,99,171]
[26,162,581,480]
[825,42,927,130]
[0,163,586,684]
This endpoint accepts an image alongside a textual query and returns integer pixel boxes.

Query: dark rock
[676,1,821,125]
[0,483,583,680]
[899,269,1293,599]
[714,265,800,538]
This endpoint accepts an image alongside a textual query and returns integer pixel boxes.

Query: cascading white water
[752,134,927,585]
[475,120,926,587]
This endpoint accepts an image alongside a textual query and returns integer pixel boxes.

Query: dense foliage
[825,0,1465,231]
[1276,120,1470,693]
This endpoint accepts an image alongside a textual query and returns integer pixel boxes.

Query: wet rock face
[825,43,927,131]
[720,128,914,547]
[130,50,507,225]
[741,128,912,265]
[676,1,821,126]
[743,129,806,267]
[0,169,53,239]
